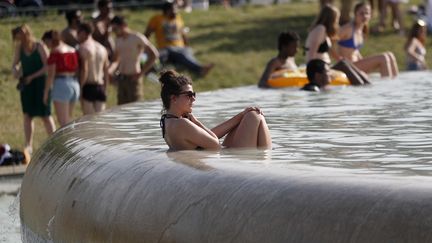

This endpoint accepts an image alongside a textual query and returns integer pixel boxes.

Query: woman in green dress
[11,24,56,155]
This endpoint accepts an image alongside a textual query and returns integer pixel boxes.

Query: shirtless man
[109,15,159,105]
[93,0,114,61]
[61,10,82,48]
[77,22,109,114]
[258,31,299,88]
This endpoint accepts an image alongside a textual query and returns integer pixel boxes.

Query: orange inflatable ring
[267,68,350,88]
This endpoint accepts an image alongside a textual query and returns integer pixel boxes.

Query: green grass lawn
[0,1,427,151]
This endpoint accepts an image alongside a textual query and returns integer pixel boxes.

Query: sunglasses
[178,91,196,98]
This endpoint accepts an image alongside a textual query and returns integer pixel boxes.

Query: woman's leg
[23,113,34,150]
[332,60,370,85]
[69,102,75,119]
[257,115,272,148]
[54,101,70,127]
[222,111,271,149]
[386,51,399,77]
[42,116,56,135]
[353,54,393,77]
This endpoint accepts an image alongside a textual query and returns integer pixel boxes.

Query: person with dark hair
[338,2,398,78]
[405,19,427,71]
[109,15,159,105]
[61,9,82,48]
[305,4,370,86]
[93,0,114,61]
[77,22,110,114]
[159,70,272,150]
[145,1,214,77]
[302,59,331,92]
[11,24,56,155]
[258,31,300,88]
[42,29,80,127]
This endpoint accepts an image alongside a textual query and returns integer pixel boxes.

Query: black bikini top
[317,39,330,53]
[304,39,330,54]
[160,113,179,138]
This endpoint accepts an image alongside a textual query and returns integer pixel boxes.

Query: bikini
[338,25,364,50]
[160,113,179,138]
[160,113,204,150]
[304,39,330,55]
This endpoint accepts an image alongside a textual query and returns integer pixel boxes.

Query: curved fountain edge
[19,113,432,242]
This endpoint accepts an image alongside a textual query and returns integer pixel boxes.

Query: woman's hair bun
[159,70,178,85]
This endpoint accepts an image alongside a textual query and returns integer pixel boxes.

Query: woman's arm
[406,39,426,64]
[305,25,326,62]
[180,118,221,150]
[44,64,56,105]
[11,44,21,79]
[211,107,261,139]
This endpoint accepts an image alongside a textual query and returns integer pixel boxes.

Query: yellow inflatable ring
[267,68,350,88]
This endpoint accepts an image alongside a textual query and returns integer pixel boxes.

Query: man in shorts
[145,1,214,77]
[109,15,159,105]
[77,22,110,114]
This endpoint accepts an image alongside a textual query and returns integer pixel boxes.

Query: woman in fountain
[42,30,80,127]
[159,70,272,150]
[11,24,56,155]
[404,19,427,71]
[338,2,399,78]
[304,4,370,86]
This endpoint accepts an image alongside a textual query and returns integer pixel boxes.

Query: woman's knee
[243,110,263,123]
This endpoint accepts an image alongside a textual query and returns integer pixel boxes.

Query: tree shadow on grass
[191,14,316,54]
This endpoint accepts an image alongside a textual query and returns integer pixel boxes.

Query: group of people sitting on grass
[259,2,427,91]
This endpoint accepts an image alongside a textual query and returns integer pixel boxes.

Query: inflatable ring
[267,68,350,88]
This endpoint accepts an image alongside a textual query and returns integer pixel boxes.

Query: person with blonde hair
[11,24,56,155]
[338,1,399,78]
[42,30,80,127]
[305,4,370,85]
[159,70,272,150]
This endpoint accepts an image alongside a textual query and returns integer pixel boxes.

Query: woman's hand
[242,106,263,116]
[183,113,199,124]
[24,75,33,85]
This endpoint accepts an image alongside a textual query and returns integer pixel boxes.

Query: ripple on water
[61,71,432,176]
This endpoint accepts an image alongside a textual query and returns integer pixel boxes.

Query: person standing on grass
[42,30,80,127]
[11,24,56,155]
[77,22,110,114]
[109,15,159,105]
[93,0,115,62]
[61,9,83,48]
[145,1,214,77]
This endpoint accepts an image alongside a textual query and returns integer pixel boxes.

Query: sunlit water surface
[2,71,432,241]
[91,71,432,176]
